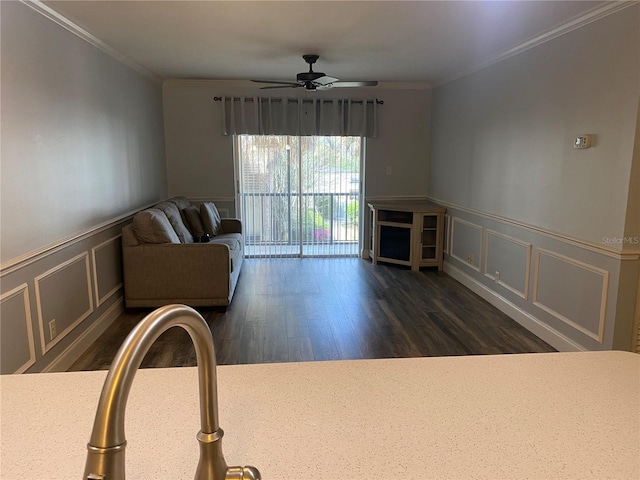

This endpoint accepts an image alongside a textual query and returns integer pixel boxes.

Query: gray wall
[163,81,431,214]
[429,6,639,245]
[0,2,167,373]
[1,1,167,264]
[429,6,640,351]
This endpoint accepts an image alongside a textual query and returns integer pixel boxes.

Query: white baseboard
[42,297,124,372]
[444,262,586,352]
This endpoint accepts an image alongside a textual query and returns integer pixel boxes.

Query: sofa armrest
[220,218,242,234]
[123,243,232,301]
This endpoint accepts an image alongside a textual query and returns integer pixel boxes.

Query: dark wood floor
[69,258,555,371]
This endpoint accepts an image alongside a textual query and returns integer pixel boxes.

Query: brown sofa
[122,197,243,307]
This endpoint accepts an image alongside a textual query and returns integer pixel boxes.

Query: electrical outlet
[467,254,474,264]
[495,271,500,283]
[49,319,57,340]
[385,166,392,175]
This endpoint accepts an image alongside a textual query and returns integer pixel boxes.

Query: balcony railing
[241,192,359,257]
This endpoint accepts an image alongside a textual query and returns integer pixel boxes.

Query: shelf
[423,215,438,229]
[421,230,437,246]
[378,221,412,228]
[378,210,413,224]
[422,246,436,260]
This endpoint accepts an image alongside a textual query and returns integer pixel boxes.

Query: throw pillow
[132,209,180,244]
[182,205,205,237]
[155,201,194,244]
[200,202,222,237]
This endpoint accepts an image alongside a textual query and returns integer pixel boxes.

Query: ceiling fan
[251,54,378,91]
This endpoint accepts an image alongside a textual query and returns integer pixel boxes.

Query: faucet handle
[226,466,261,479]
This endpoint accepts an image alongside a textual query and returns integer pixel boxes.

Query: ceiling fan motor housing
[297,54,325,82]
[297,71,326,82]
[252,54,377,90]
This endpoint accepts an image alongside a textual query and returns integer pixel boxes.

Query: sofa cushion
[167,196,190,210]
[210,233,241,252]
[182,205,205,237]
[155,201,193,244]
[210,233,243,271]
[132,209,180,244]
[200,202,222,237]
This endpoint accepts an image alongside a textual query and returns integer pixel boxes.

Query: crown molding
[435,1,637,87]
[20,0,163,84]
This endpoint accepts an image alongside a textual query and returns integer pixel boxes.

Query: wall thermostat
[574,135,593,149]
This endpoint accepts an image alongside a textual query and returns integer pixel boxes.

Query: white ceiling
[42,0,616,85]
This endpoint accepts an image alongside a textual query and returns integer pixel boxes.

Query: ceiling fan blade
[329,81,379,88]
[260,84,304,90]
[252,56,378,92]
[312,75,340,86]
[251,80,301,86]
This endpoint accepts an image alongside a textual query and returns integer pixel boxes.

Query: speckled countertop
[1,351,639,479]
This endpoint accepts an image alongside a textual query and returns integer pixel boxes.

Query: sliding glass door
[235,135,362,257]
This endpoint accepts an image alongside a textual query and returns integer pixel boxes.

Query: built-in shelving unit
[368,200,446,271]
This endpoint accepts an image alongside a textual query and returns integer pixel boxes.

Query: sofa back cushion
[155,201,194,243]
[132,209,180,244]
[183,205,205,237]
[167,196,190,210]
[200,202,222,237]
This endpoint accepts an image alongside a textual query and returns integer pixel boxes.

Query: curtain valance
[221,96,379,138]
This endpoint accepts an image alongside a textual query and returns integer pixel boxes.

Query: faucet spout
[83,304,260,480]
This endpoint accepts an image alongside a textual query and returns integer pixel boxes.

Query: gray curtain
[222,96,379,137]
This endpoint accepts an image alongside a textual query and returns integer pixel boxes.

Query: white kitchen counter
[1,351,638,479]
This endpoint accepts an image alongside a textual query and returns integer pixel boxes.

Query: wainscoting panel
[35,253,94,354]
[484,230,532,299]
[432,197,639,351]
[533,249,608,343]
[91,235,122,307]
[0,202,179,373]
[450,217,483,272]
[0,284,36,374]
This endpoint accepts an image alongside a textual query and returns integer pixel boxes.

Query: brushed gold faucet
[83,304,260,480]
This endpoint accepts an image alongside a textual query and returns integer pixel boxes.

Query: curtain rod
[214,96,383,105]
